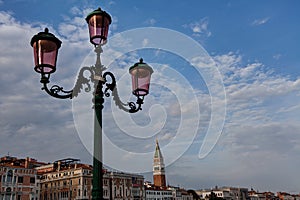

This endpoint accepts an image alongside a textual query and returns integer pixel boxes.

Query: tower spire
[153,139,166,187]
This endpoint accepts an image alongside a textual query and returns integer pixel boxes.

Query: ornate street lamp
[86,7,112,46]
[30,7,153,200]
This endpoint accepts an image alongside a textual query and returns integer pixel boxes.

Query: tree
[209,191,225,200]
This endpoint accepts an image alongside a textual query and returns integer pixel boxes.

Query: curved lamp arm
[40,66,95,99]
[103,72,144,113]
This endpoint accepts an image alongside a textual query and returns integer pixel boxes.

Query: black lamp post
[30,7,153,200]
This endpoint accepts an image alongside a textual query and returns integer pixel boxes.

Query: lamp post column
[92,46,105,200]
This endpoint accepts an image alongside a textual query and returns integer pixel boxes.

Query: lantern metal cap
[129,58,154,74]
[85,7,112,24]
[30,28,62,48]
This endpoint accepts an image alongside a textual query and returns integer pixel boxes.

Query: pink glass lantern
[86,8,112,46]
[30,28,62,74]
[129,58,154,97]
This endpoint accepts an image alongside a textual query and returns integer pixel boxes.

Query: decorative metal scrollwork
[102,72,143,113]
[39,45,146,113]
[41,66,95,99]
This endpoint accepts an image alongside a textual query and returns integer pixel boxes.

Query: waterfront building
[36,158,144,200]
[0,156,45,200]
[196,186,248,200]
[277,192,300,200]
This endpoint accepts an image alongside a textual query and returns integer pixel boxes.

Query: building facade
[0,156,44,200]
[109,171,144,200]
[196,187,249,200]
[36,158,93,200]
[145,182,192,200]
[277,192,300,200]
[36,158,145,200]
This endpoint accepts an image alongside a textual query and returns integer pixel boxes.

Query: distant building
[36,158,93,200]
[0,155,45,200]
[197,189,231,200]
[170,186,193,200]
[145,182,192,200]
[144,182,172,200]
[248,189,278,200]
[36,158,145,200]
[109,171,144,200]
[196,186,248,200]
[153,139,166,188]
[277,192,300,200]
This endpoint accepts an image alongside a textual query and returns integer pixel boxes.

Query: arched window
[7,170,13,183]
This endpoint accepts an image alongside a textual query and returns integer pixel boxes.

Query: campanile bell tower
[153,139,166,187]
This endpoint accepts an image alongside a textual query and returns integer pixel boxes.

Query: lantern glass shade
[30,28,61,74]
[86,8,112,46]
[32,40,59,74]
[129,59,153,97]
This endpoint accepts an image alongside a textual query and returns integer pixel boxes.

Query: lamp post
[30,7,153,200]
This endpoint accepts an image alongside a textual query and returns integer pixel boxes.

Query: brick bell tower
[153,139,166,187]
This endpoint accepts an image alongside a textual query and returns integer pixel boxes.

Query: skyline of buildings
[1,140,300,200]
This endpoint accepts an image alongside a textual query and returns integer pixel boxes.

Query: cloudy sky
[1,0,300,193]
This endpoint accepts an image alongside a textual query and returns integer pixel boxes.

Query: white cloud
[142,38,149,47]
[0,10,92,162]
[108,1,116,6]
[273,53,282,60]
[167,51,300,191]
[145,18,156,26]
[185,17,212,37]
[252,17,270,26]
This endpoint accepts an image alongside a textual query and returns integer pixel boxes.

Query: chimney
[25,157,30,168]
[57,161,61,171]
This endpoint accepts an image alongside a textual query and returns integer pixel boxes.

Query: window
[18,176,23,183]
[7,170,13,183]
[30,177,35,184]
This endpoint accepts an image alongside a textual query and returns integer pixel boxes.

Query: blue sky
[1,0,300,193]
